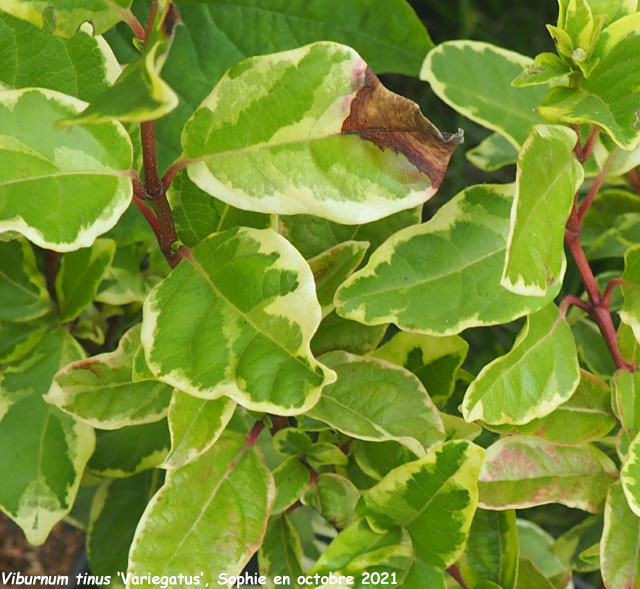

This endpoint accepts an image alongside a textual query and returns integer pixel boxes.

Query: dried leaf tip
[342,67,463,189]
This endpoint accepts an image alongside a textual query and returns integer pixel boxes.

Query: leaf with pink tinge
[479,437,617,513]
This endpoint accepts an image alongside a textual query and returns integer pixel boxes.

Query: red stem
[577,147,617,225]
[141,121,163,198]
[602,278,626,309]
[120,9,145,40]
[445,565,469,589]
[629,168,640,194]
[559,295,591,316]
[162,159,189,191]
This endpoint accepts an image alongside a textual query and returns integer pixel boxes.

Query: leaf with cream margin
[620,245,640,344]
[616,369,640,440]
[45,324,172,430]
[0,0,132,37]
[58,3,179,125]
[621,431,640,517]
[0,328,94,545]
[502,125,584,296]
[126,431,274,587]
[462,304,579,425]
[308,351,444,456]
[309,242,369,318]
[360,440,484,568]
[0,88,133,251]
[303,473,359,529]
[55,238,116,322]
[466,132,518,172]
[335,184,561,335]
[271,456,310,515]
[0,317,52,364]
[551,514,603,573]
[182,42,461,225]
[479,437,617,513]
[162,391,236,469]
[0,12,120,101]
[141,227,335,415]
[311,311,387,357]
[601,482,640,589]
[0,237,50,321]
[421,41,547,148]
[259,515,305,589]
[370,331,468,402]
[486,369,616,445]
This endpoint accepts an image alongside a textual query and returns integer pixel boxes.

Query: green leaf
[517,519,571,588]
[512,53,571,87]
[308,351,444,456]
[88,420,170,477]
[0,12,120,101]
[311,311,387,357]
[581,189,640,252]
[273,428,313,458]
[163,391,235,469]
[45,324,172,430]
[462,304,580,425]
[360,440,484,568]
[601,482,640,589]
[167,169,271,248]
[466,133,518,172]
[0,317,51,364]
[59,3,179,126]
[126,431,274,586]
[585,212,640,260]
[271,456,310,515]
[259,515,305,589]
[370,331,468,403]
[335,184,562,335]
[486,369,616,445]
[55,238,116,322]
[538,29,640,149]
[310,242,369,318]
[0,328,94,544]
[479,437,617,512]
[87,471,157,581]
[572,317,617,377]
[621,245,640,343]
[441,413,483,442]
[515,557,555,589]
[303,473,359,528]
[312,518,403,575]
[182,42,461,225]
[456,509,519,589]
[616,369,640,440]
[502,125,583,296]
[551,514,603,572]
[0,237,50,321]
[279,207,421,262]
[306,443,348,469]
[0,0,132,37]
[142,227,335,415]
[353,440,418,482]
[94,244,157,305]
[0,88,133,251]
[421,41,548,148]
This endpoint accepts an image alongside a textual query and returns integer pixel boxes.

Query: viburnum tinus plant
[2,0,640,587]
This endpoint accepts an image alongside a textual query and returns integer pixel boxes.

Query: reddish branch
[445,565,469,589]
[565,137,634,371]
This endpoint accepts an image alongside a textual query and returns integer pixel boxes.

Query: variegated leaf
[479,437,617,513]
[182,42,461,225]
[308,351,444,455]
[0,329,94,544]
[462,304,580,425]
[335,184,561,335]
[126,431,274,586]
[142,227,335,415]
[360,440,484,568]
[0,88,133,250]
[45,325,172,430]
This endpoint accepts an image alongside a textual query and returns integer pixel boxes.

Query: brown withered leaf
[343,67,463,189]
